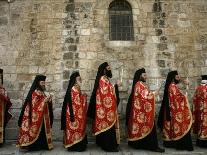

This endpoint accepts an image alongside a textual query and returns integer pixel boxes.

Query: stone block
[17,74,32,81]
[87,52,97,59]
[65,3,75,12]
[39,67,47,74]
[65,60,73,69]
[194,43,202,51]
[63,52,73,60]
[137,34,146,41]
[29,66,38,74]
[0,17,8,26]
[63,70,70,79]
[157,43,168,51]
[7,91,22,100]
[142,3,153,13]
[160,68,170,77]
[81,29,90,35]
[5,128,18,140]
[68,45,77,51]
[157,60,165,67]
[65,37,74,43]
[62,80,69,90]
[53,107,62,120]
[178,20,191,28]
[78,52,86,59]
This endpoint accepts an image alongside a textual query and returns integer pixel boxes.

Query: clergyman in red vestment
[87,62,121,152]
[0,69,12,146]
[193,75,207,147]
[126,68,164,152]
[61,71,88,151]
[158,70,193,151]
[17,75,53,151]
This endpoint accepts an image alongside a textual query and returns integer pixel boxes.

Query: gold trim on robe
[0,86,12,144]
[193,84,207,140]
[163,83,193,141]
[64,85,87,148]
[127,81,155,141]
[92,76,119,139]
[16,90,53,149]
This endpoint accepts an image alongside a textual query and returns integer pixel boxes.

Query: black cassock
[163,131,193,151]
[127,123,159,150]
[196,139,207,148]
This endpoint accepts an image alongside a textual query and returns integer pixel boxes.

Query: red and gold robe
[16,90,53,149]
[193,84,207,139]
[92,76,120,143]
[163,83,192,141]
[0,86,12,144]
[64,85,87,148]
[127,81,155,141]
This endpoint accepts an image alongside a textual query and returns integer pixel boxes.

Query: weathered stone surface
[0,0,207,142]
[63,52,73,60]
[63,70,70,79]
[0,17,8,26]
[157,60,165,67]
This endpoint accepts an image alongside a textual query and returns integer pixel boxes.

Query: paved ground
[0,142,207,155]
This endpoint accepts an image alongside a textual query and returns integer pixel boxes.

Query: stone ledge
[0,142,207,155]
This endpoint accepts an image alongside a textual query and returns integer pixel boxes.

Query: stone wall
[0,0,207,142]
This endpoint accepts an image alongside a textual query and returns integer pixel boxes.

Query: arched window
[109,0,134,41]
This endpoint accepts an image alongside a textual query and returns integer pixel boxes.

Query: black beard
[140,77,146,82]
[174,79,180,84]
[37,85,46,91]
[106,70,112,78]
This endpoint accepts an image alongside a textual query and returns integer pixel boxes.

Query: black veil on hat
[0,68,3,85]
[157,70,178,130]
[126,68,146,125]
[87,62,109,119]
[201,75,207,80]
[18,74,46,127]
[61,71,80,130]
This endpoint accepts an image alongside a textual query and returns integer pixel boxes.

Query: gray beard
[201,80,207,84]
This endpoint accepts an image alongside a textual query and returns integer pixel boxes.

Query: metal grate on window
[109,0,134,41]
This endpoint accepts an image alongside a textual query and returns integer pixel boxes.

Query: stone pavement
[0,142,207,155]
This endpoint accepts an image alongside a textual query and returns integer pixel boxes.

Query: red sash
[0,86,12,143]
[163,83,192,141]
[16,90,53,149]
[92,76,119,140]
[128,81,155,141]
[64,85,87,148]
[193,84,207,139]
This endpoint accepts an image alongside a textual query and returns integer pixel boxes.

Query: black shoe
[102,147,119,152]
[153,147,165,153]
[109,148,119,152]
[187,148,194,151]
[176,147,194,151]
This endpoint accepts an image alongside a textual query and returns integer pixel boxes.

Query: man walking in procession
[17,75,53,151]
[0,69,12,146]
[87,62,121,152]
[193,75,207,147]
[157,70,193,151]
[61,71,88,151]
[126,68,164,152]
